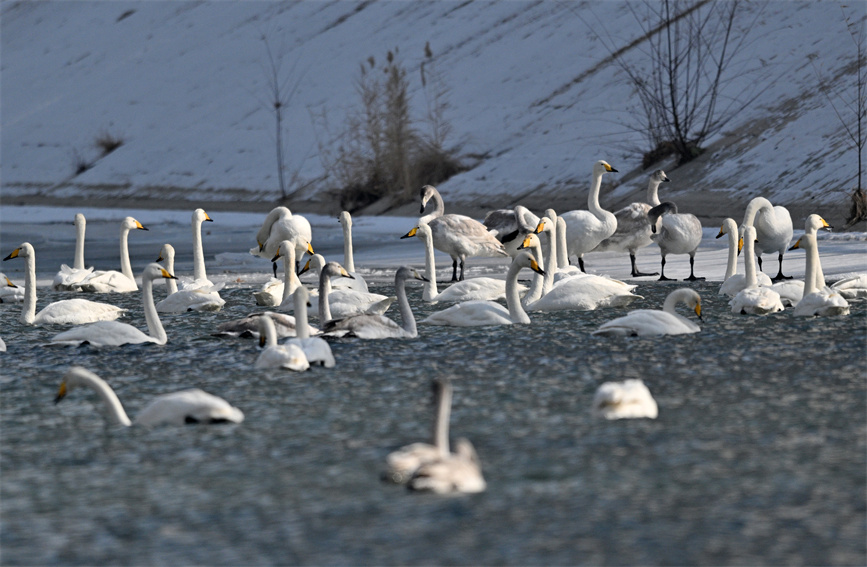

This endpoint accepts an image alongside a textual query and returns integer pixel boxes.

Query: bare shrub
[94,131,124,156]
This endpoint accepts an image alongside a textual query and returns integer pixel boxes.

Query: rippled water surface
[1,280,865,565]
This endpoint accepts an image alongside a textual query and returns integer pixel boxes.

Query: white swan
[830,274,867,299]
[420,251,544,327]
[253,239,313,306]
[214,311,309,339]
[648,202,704,281]
[254,313,310,371]
[78,216,149,293]
[791,215,850,317]
[175,208,223,292]
[251,206,313,277]
[593,169,670,277]
[53,213,94,290]
[338,211,370,292]
[559,159,619,272]
[55,366,244,426]
[413,184,508,281]
[593,288,701,337]
[0,337,5,353]
[593,379,659,420]
[483,205,541,258]
[3,243,127,325]
[740,197,794,281]
[554,216,584,281]
[51,263,176,346]
[730,226,784,315]
[406,223,523,304]
[0,273,24,303]
[283,285,335,367]
[322,266,427,339]
[717,218,772,297]
[291,254,394,319]
[154,242,225,313]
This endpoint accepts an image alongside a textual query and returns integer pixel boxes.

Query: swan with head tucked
[154,241,225,313]
[593,288,701,337]
[283,285,335,366]
[730,226,784,315]
[593,169,670,277]
[50,263,176,346]
[648,202,704,281]
[53,213,94,290]
[322,266,427,339]
[483,205,541,258]
[252,239,310,306]
[559,159,619,273]
[717,218,772,297]
[251,206,313,277]
[414,184,508,281]
[740,197,794,281]
[289,254,394,319]
[0,273,24,303]
[4,243,127,325]
[337,211,370,292]
[55,366,244,426]
[78,216,149,293]
[420,251,545,327]
[254,313,310,371]
[790,215,850,317]
[214,311,309,339]
[593,379,659,420]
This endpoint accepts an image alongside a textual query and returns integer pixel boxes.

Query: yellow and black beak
[3,248,21,261]
[160,268,177,280]
[204,212,213,222]
[271,251,282,262]
[530,259,546,276]
[789,237,802,251]
[534,220,546,234]
[259,334,267,348]
[400,227,419,239]
[135,220,149,231]
[340,268,355,280]
[715,226,725,239]
[307,243,315,255]
[5,276,17,288]
[604,163,619,173]
[298,259,312,276]
[737,237,744,254]
[518,235,534,250]
[695,303,703,321]
[54,382,68,405]
[821,218,833,231]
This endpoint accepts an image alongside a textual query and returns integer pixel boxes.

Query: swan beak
[694,303,703,320]
[271,251,282,262]
[54,382,67,404]
[160,268,177,280]
[821,218,833,231]
[259,334,266,348]
[662,176,670,182]
[340,268,355,279]
[534,220,546,234]
[715,227,725,239]
[156,253,164,262]
[530,259,545,276]
[738,237,744,254]
[135,220,149,231]
[5,276,17,288]
[307,243,315,254]
[604,163,618,173]
[3,248,21,261]
[419,202,426,214]
[789,238,802,251]
[518,235,533,250]
[400,227,419,239]
[298,260,311,276]
[413,269,429,282]
[204,212,214,222]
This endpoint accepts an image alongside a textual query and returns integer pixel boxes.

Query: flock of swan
[2,159,865,495]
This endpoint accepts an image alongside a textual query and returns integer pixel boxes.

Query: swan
[50,263,176,346]
[790,215,850,317]
[290,254,394,319]
[175,208,223,292]
[3,243,127,325]
[593,169,670,277]
[559,159,619,272]
[593,379,659,420]
[554,216,584,281]
[739,197,794,281]
[483,205,541,257]
[53,213,94,290]
[717,218,772,297]
[0,273,24,303]
[592,288,701,337]
[414,184,508,281]
[55,366,244,426]
[0,337,5,353]
[405,223,523,303]
[214,311,309,339]
[154,242,225,313]
[283,285,335,367]
[648,202,704,281]
[730,226,784,315]
[516,233,550,307]
[254,313,310,371]
[78,216,149,293]
[420,251,545,327]
[830,274,867,299]
[321,266,427,339]
[251,206,313,277]
[253,239,314,306]
[338,211,370,292]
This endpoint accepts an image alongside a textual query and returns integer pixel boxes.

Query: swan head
[419,185,438,213]
[594,160,618,174]
[55,366,103,404]
[142,262,176,282]
[716,218,738,239]
[3,242,35,261]
[648,202,678,231]
[74,213,86,227]
[156,243,176,263]
[400,226,419,239]
[298,254,327,276]
[338,211,352,227]
[193,208,213,224]
[514,250,545,276]
[805,214,832,234]
[122,216,149,231]
[517,233,541,252]
[320,261,354,281]
[395,266,428,283]
[651,169,670,183]
[271,240,298,263]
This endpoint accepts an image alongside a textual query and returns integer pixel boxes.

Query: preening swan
[292,254,394,319]
[648,202,704,282]
[154,240,225,313]
[790,215,850,317]
[338,211,370,292]
[593,169,669,277]
[593,288,701,337]
[3,243,127,325]
[322,266,427,339]
[593,379,659,420]
[53,213,94,290]
[414,184,508,281]
[483,205,541,258]
[830,274,867,299]
[740,197,794,281]
[78,216,148,293]
[253,239,308,306]
[283,285,335,367]
[51,263,176,346]
[0,273,24,303]
[251,206,313,277]
[559,159,619,273]
[55,366,244,426]
[730,226,784,315]
[420,251,544,327]
[717,218,772,297]
[254,313,310,371]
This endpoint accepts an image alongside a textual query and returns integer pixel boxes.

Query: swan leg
[685,254,705,281]
[272,262,278,279]
[772,253,792,281]
[578,256,586,273]
[630,253,659,278]
[451,259,459,282]
[657,256,676,281]
[459,258,466,281]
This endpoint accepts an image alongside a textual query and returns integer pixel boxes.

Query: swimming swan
[251,206,313,277]
[55,366,244,426]
[174,209,223,294]
[414,184,508,281]
[649,202,704,281]
[283,285,335,367]
[253,239,309,306]
[51,263,176,346]
[593,288,701,337]
[420,251,544,327]
[593,379,659,419]
[292,254,394,319]
[717,218,772,297]
[593,169,669,277]
[254,313,310,371]
[53,213,95,290]
[559,160,619,272]
[791,215,850,317]
[729,226,784,315]
[338,211,370,292]
[155,240,225,313]
[3,243,127,325]
[78,216,149,293]
[0,273,24,303]
[739,197,794,281]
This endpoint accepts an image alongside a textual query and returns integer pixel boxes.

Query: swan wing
[286,337,335,367]
[530,276,641,312]
[78,270,138,293]
[730,287,784,315]
[253,277,284,306]
[434,277,521,303]
[421,300,512,327]
[793,288,850,317]
[255,343,310,371]
[50,320,157,346]
[594,203,653,252]
[323,314,408,339]
[408,451,486,494]
[53,265,94,290]
[593,310,698,336]
[830,274,867,298]
[593,380,658,419]
[135,389,244,426]
[385,442,441,483]
[156,289,225,313]
[430,215,508,258]
[34,298,127,325]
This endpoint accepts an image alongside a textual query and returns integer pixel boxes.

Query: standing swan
[790,215,850,317]
[4,243,127,325]
[648,202,704,282]
[717,218,772,297]
[55,366,244,426]
[251,206,313,277]
[593,169,670,277]
[78,216,149,293]
[593,379,659,419]
[51,263,177,346]
[729,226,784,315]
[53,213,94,290]
[338,211,369,292]
[559,159,619,273]
[254,313,310,371]
[593,288,702,337]
[739,197,794,281]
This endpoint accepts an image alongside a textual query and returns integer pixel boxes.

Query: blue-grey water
[1,270,865,565]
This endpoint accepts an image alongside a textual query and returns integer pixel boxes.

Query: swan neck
[422,233,439,301]
[647,179,662,207]
[142,276,167,344]
[556,218,569,269]
[74,219,86,270]
[506,260,531,324]
[21,252,37,324]
[428,188,445,218]
[663,290,689,314]
[742,198,772,227]
[803,235,821,295]
[80,374,133,427]
[119,226,136,287]
[542,229,556,294]
[295,292,310,339]
[165,251,178,294]
[724,230,738,280]
[433,382,452,457]
[280,249,300,303]
[342,223,355,273]
[522,242,545,306]
[587,169,605,215]
[395,275,417,337]
[743,236,758,288]
[318,275,333,322]
[192,218,207,282]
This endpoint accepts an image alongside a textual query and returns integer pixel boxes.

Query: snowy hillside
[1,1,864,226]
